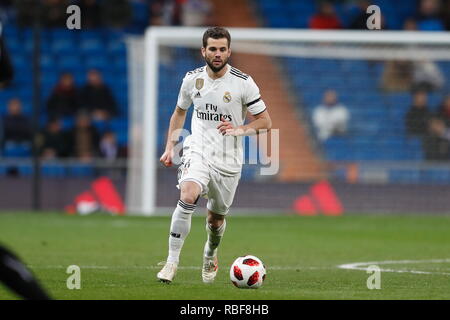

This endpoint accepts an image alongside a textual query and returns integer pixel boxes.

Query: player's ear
[201,47,206,58]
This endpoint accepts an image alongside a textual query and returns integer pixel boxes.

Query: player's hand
[160,149,174,167]
[217,116,243,136]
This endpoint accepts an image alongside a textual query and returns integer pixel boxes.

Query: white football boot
[157,262,178,283]
[202,255,218,284]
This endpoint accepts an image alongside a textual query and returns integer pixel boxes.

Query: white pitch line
[337,259,450,276]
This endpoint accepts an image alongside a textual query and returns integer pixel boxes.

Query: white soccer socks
[167,200,196,264]
[204,219,226,258]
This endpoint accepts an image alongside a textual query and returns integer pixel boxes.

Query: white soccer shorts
[177,152,240,216]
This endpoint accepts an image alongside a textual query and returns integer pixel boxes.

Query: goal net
[126,27,450,216]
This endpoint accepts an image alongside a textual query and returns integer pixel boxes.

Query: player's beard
[205,56,229,73]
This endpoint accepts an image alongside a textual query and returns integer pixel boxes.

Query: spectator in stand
[80,69,118,121]
[309,1,342,30]
[149,0,165,26]
[414,0,445,31]
[312,90,350,141]
[348,0,370,29]
[380,60,413,92]
[39,118,70,159]
[47,72,81,119]
[405,90,432,137]
[406,13,445,92]
[423,116,450,160]
[347,0,387,29]
[436,94,450,126]
[79,0,101,29]
[403,17,418,30]
[411,59,445,92]
[381,18,444,93]
[2,98,32,147]
[100,0,132,28]
[380,19,414,93]
[181,0,213,27]
[443,0,450,30]
[42,0,69,28]
[99,131,118,160]
[149,0,183,26]
[67,112,100,161]
[99,131,127,160]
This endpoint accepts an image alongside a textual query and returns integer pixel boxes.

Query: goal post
[126,27,450,216]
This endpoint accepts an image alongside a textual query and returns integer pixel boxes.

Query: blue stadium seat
[42,163,67,177]
[57,56,82,73]
[40,54,56,72]
[78,30,103,41]
[2,25,19,39]
[4,36,20,52]
[389,169,420,184]
[68,164,95,177]
[61,116,75,130]
[17,164,33,176]
[3,142,32,158]
[112,56,127,74]
[421,169,450,184]
[107,40,127,56]
[84,56,109,72]
[92,119,110,134]
[109,118,128,132]
[80,39,104,55]
[417,20,445,31]
[51,39,77,55]
[50,28,78,42]
[116,130,128,147]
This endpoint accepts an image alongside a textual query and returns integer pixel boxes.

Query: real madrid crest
[195,78,204,90]
[223,91,232,103]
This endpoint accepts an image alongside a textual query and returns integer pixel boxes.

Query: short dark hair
[202,27,231,48]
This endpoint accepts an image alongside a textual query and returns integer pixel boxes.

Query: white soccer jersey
[176,64,267,175]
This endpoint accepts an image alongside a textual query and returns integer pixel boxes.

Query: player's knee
[180,182,200,204]
[180,192,198,205]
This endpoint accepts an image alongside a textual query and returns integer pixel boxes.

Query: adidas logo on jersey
[195,91,202,98]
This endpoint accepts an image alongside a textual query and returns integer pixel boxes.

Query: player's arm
[218,75,272,136]
[218,110,272,136]
[160,106,187,167]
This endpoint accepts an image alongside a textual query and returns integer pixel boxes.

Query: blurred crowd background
[0,0,450,213]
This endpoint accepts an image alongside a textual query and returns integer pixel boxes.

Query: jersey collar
[205,64,230,81]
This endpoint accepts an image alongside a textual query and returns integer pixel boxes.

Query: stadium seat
[92,119,110,134]
[61,117,75,130]
[68,164,95,177]
[56,54,80,69]
[84,56,109,72]
[51,39,77,55]
[80,39,104,55]
[2,142,32,158]
[42,163,67,177]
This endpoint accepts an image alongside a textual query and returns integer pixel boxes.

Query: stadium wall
[1,173,449,215]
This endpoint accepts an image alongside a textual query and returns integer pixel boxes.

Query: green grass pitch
[0,212,450,300]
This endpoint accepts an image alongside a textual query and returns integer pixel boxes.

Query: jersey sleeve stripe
[246,97,261,107]
[230,70,248,80]
[230,67,248,77]
[252,107,267,116]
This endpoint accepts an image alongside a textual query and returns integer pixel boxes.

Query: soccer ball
[229,255,266,289]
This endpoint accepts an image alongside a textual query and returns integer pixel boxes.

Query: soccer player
[0,24,51,300]
[157,27,272,283]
